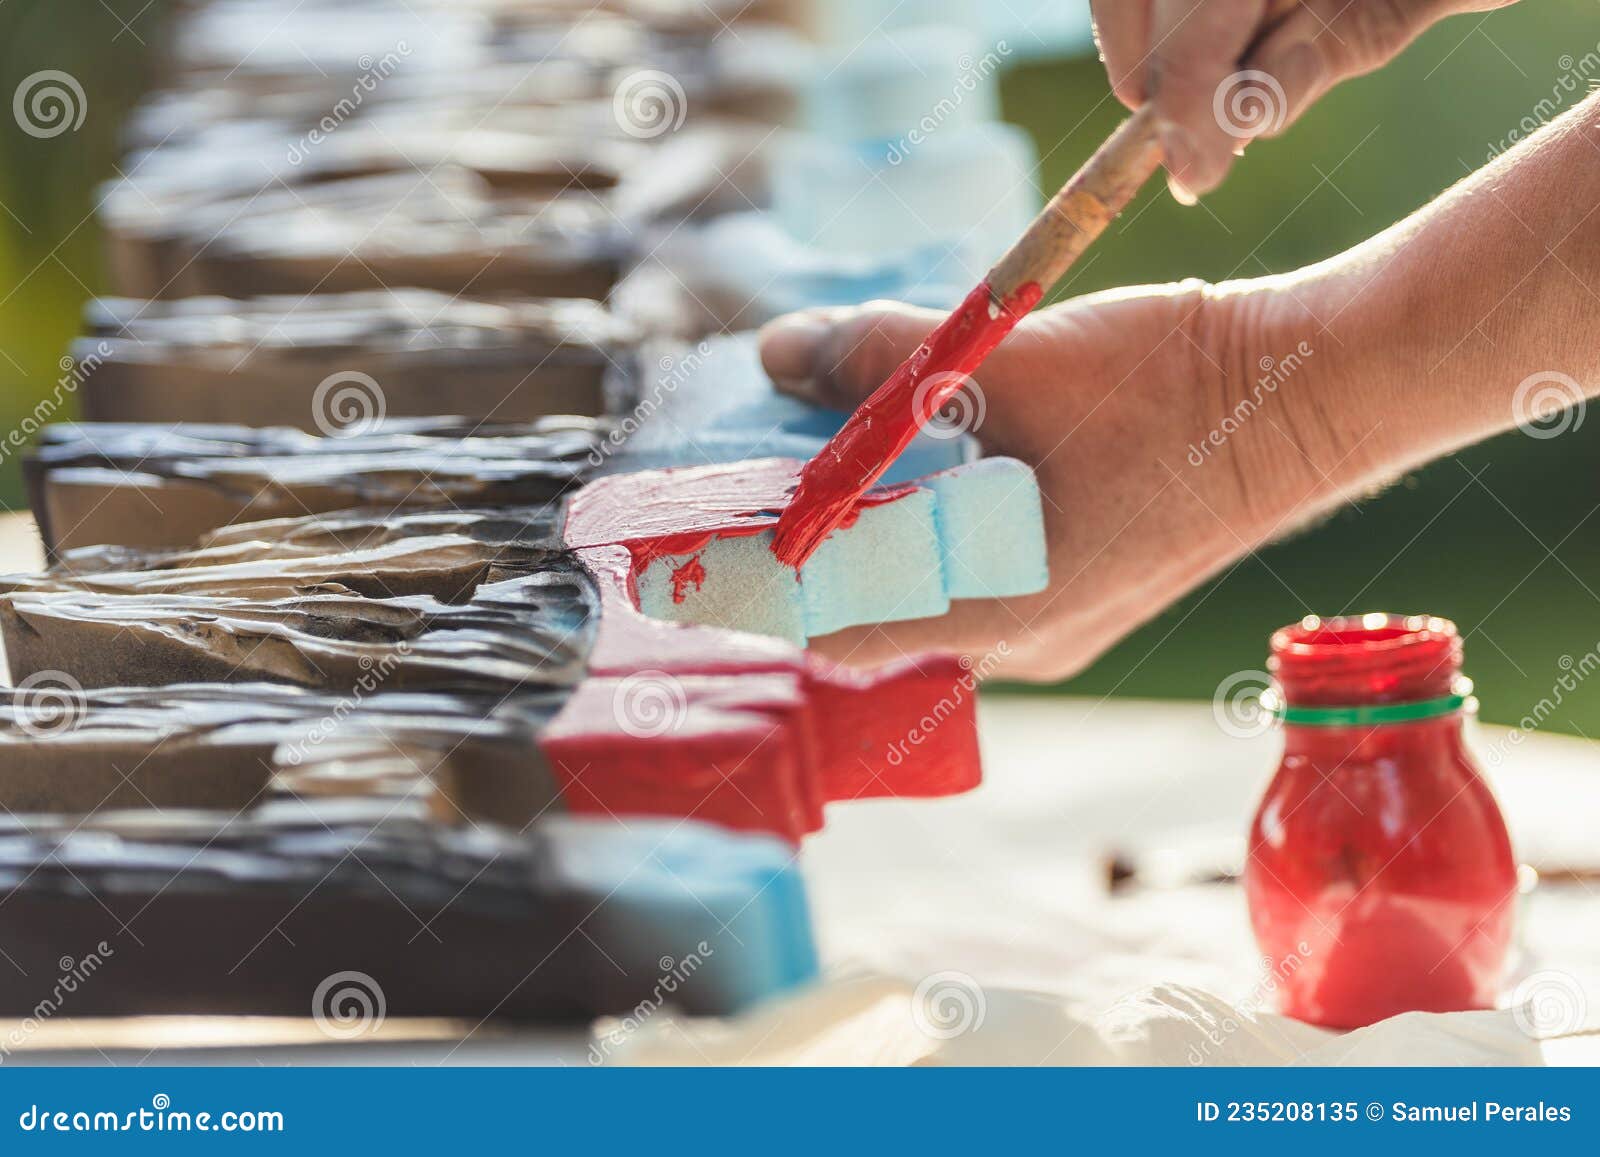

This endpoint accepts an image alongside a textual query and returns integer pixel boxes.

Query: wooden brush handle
[986,0,1298,306]
[987,103,1164,305]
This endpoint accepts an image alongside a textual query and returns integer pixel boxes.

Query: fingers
[806,587,1154,684]
[1245,0,1518,133]
[807,607,1025,677]
[1091,0,1153,109]
[806,603,1088,683]
[1130,0,1512,202]
[1241,1,1407,133]
[1238,13,1329,131]
[1146,0,1271,201]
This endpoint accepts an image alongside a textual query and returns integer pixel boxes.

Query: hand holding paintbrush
[1092,0,1505,203]
[758,1,1554,682]
[771,107,1165,567]
[771,1,1324,566]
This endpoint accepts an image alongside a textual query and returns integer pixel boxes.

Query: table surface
[2,512,1596,1065]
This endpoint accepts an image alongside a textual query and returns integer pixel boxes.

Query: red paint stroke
[669,555,706,604]
[540,461,986,843]
[771,278,1044,567]
[564,458,913,599]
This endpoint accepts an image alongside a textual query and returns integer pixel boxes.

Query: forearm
[1223,91,1600,508]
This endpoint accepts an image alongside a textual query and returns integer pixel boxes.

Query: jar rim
[1268,613,1463,707]
[1270,613,1457,659]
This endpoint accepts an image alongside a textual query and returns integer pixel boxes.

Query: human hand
[1091,0,1519,202]
[759,279,1379,680]
[759,86,1600,680]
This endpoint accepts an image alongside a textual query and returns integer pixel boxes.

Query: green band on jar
[1262,679,1475,727]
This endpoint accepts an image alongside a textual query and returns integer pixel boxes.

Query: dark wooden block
[0,804,817,1020]
[0,682,566,824]
[23,419,609,555]
[74,292,639,427]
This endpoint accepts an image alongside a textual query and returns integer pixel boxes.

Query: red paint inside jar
[1245,614,1517,1029]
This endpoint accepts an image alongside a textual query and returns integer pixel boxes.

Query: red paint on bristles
[771,278,1044,568]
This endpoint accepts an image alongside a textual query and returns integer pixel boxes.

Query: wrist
[1188,271,1388,544]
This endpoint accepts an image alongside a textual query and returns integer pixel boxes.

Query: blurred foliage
[1,0,1599,734]
[0,0,169,501]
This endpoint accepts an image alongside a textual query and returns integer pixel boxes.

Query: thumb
[758,300,944,412]
[757,287,1194,458]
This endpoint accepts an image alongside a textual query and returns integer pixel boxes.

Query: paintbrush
[771,104,1164,567]
[772,0,1306,568]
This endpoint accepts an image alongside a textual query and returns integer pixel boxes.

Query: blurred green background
[2,0,1599,736]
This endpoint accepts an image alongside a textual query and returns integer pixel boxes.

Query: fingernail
[1158,121,1200,206]
[758,313,832,382]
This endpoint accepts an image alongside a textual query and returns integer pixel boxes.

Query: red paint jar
[1245,614,1517,1029]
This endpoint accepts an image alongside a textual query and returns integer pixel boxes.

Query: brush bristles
[771,497,853,568]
